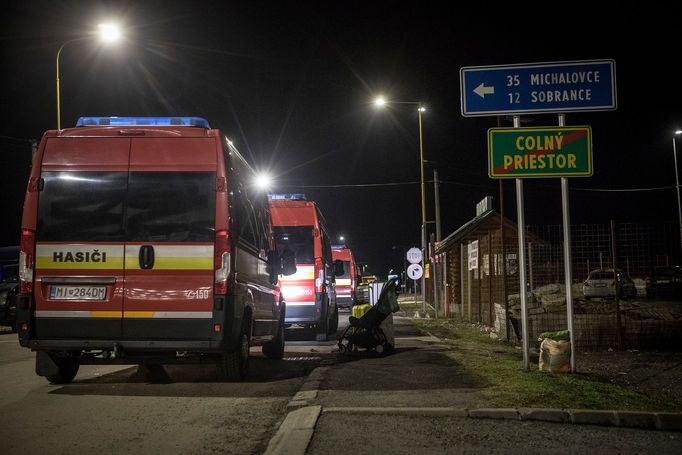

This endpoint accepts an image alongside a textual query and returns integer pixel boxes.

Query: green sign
[488,126,592,178]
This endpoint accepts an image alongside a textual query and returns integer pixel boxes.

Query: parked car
[0,246,19,331]
[645,266,682,299]
[582,268,637,300]
[0,278,18,331]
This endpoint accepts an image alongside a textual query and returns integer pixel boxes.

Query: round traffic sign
[407,263,424,280]
[406,247,422,264]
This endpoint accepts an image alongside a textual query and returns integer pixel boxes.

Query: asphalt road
[0,314,350,455]
[309,412,682,455]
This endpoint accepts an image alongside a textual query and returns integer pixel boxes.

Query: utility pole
[434,168,442,242]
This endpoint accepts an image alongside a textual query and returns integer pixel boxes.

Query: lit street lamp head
[254,173,272,191]
[98,23,122,43]
[373,97,387,108]
[675,130,682,136]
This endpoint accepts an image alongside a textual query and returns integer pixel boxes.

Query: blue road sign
[460,60,617,117]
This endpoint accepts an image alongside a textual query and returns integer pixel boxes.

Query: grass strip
[413,318,680,412]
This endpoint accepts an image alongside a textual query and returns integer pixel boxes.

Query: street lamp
[254,173,273,192]
[374,97,427,307]
[673,130,682,256]
[56,22,122,129]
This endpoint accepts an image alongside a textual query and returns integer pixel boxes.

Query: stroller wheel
[338,344,346,353]
[375,344,384,355]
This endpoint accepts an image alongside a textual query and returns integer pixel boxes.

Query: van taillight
[214,230,231,295]
[19,229,35,294]
[314,257,325,293]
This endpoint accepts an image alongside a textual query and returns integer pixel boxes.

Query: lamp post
[56,22,122,129]
[674,130,682,256]
[374,98,428,308]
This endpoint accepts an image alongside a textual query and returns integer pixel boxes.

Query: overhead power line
[289,179,675,193]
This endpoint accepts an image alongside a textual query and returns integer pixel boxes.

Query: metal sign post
[513,115,530,371]
[559,113,576,373]
[406,248,423,310]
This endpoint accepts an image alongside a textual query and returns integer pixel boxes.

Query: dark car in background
[0,246,19,331]
[646,266,682,299]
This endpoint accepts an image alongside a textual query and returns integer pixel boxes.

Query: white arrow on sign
[407,263,424,280]
[473,82,495,98]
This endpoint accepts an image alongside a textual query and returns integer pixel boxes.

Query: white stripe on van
[36,311,94,318]
[35,310,213,319]
[151,311,213,319]
[124,245,213,258]
[285,301,316,306]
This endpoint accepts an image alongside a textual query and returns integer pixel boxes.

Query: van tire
[327,304,339,334]
[262,316,285,360]
[220,320,251,381]
[45,355,80,384]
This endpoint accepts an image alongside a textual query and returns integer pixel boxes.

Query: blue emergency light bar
[267,194,307,201]
[76,116,211,128]
[331,244,348,249]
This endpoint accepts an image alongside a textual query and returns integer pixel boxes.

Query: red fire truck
[268,194,342,341]
[16,116,295,383]
[331,244,358,309]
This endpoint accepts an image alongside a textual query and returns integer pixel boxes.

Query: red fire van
[16,116,294,383]
[268,194,342,341]
[331,245,358,309]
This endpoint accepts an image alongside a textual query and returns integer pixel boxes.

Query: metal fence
[526,222,680,286]
[433,221,682,350]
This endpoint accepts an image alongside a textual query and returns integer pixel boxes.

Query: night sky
[1,1,681,276]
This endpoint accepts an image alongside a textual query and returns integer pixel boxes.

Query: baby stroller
[338,277,400,355]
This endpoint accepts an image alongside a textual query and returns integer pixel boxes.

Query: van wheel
[220,321,251,381]
[262,316,285,360]
[45,355,80,384]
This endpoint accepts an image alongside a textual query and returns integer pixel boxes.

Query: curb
[264,365,328,454]
[263,406,321,455]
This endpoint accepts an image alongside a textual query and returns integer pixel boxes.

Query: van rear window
[37,171,215,242]
[339,260,351,279]
[37,172,127,241]
[274,226,314,264]
[126,172,215,242]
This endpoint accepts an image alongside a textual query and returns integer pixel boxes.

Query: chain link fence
[433,220,682,350]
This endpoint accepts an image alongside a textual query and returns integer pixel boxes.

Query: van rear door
[122,137,216,340]
[34,137,129,339]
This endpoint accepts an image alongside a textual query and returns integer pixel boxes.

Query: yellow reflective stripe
[36,257,124,269]
[90,311,122,318]
[123,311,155,318]
[124,257,213,270]
[336,279,351,286]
